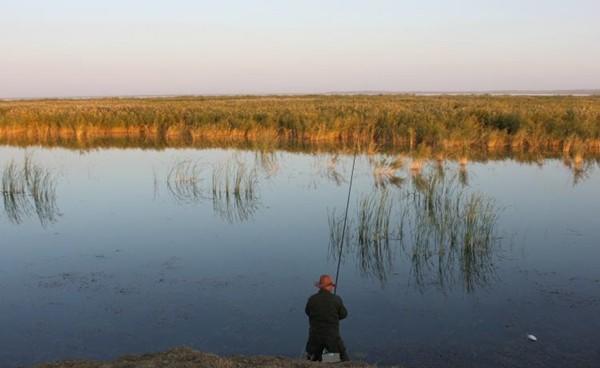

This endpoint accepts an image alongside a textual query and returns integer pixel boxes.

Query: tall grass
[166,160,205,203]
[1,95,599,155]
[401,171,498,292]
[211,159,259,223]
[165,157,260,223]
[1,155,60,226]
[329,165,500,291]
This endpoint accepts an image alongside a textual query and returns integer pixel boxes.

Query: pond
[1,146,599,367]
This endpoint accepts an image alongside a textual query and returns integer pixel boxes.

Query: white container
[322,352,341,363]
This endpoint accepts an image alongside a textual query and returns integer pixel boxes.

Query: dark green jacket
[305,289,348,338]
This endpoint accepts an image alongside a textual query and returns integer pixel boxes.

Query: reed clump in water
[166,160,206,203]
[2,95,600,154]
[400,168,499,291]
[370,155,405,189]
[164,156,260,223]
[1,155,60,226]
[330,164,500,291]
[211,159,259,223]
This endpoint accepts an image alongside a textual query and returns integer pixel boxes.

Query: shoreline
[33,347,377,368]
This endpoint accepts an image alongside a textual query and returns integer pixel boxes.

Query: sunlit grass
[1,95,599,154]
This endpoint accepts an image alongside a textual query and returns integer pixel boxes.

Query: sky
[1,0,599,98]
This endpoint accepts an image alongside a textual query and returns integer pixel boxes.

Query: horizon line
[2,88,600,101]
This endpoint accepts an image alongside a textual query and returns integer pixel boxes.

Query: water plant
[1,95,599,155]
[1,155,60,226]
[370,155,405,189]
[164,156,260,223]
[166,160,205,203]
[329,164,500,292]
[211,159,259,223]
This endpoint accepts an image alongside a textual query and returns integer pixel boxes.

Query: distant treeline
[1,95,599,155]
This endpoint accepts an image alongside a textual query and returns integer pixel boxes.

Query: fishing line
[334,148,357,295]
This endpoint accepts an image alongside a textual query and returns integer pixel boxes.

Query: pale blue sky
[1,0,599,98]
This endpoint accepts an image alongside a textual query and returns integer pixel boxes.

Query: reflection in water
[255,150,280,178]
[370,155,405,189]
[563,154,593,186]
[330,166,500,292]
[316,154,346,186]
[1,155,60,226]
[165,157,260,223]
[328,190,395,283]
[402,171,498,292]
[308,154,347,190]
[211,159,259,223]
[458,162,469,187]
[166,160,206,203]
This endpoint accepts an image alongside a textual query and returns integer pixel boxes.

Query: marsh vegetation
[165,156,260,223]
[211,159,259,223]
[1,95,599,157]
[1,155,60,226]
[330,164,500,291]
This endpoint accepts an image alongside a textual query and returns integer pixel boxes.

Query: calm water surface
[0,146,599,367]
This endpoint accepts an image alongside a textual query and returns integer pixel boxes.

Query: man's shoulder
[308,291,342,302]
[308,292,322,301]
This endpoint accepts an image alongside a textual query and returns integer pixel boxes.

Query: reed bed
[1,155,59,226]
[1,95,599,155]
[329,165,500,291]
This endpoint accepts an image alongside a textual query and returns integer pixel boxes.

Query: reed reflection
[211,159,259,223]
[370,155,405,189]
[330,165,500,292]
[165,157,260,223]
[1,155,60,226]
[563,154,595,186]
[166,160,206,204]
[255,150,280,178]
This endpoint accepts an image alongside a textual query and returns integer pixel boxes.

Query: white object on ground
[527,334,538,342]
[322,351,341,363]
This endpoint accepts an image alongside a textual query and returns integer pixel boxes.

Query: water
[1,146,599,367]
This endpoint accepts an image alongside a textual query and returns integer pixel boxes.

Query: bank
[34,347,378,368]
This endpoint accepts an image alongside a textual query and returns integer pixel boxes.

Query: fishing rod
[300,147,358,360]
[333,147,358,295]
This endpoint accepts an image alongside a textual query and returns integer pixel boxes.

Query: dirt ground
[33,347,377,368]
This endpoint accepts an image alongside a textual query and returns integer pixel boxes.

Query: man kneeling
[305,274,349,361]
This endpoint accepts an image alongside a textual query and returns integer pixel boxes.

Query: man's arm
[337,296,348,320]
[305,298,311,317]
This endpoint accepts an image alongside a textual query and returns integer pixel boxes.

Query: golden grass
[1,95,599,155]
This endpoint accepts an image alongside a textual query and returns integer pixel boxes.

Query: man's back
[305,289,348,336]
[305,274,349,362]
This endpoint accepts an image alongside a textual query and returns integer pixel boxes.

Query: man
[305,274,349,361]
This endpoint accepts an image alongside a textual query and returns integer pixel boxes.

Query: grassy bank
[34,347,375,367]
[1,95,599,155]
